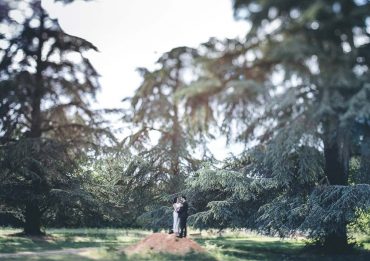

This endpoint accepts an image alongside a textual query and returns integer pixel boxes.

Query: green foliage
[41,150,170,228]
[80,152,162,227]
[123,47,212,194]
[174,0,370,249]
[186,143,323,232]
[0,137,105,228]
[0,0,112,234]
[137,206,173,231]
[349,208,370,235]
[301,185,370,242]
[0,138,76,205]
[1,0,368,250]
[189,146,367,242]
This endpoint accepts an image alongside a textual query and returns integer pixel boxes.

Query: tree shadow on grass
[0,230,140,254]
[0,234,60,254]
[196,236,370,261]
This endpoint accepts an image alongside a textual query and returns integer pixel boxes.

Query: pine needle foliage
[181,0,370,250]
[0,0,112,235]
[123,47,213,194]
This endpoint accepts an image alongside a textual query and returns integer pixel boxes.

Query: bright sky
[42,0,248,108]
[42,0,248,159]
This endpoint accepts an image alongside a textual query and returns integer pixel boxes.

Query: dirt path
[0,247,99,259]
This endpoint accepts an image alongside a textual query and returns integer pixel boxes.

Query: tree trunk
[168,63,183,193]
[321,230,349,251]
[360,125,370,184]
[23,5,46,236]
[29,4,45,139]
[323,120,350,249]
[24,202,43,235]
[324,138,349,186]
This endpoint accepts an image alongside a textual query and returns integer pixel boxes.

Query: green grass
[0,228,369,260]
[196,234,370,261]
[0,228,149,254]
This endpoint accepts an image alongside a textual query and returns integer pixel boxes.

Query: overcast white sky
[43,0,248,107]
[42,0,248,159]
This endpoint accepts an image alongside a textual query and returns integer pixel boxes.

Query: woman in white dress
[172,197,182,236]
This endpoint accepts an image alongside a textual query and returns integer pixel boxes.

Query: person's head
[181,195,186,202]
[173,197,178,204]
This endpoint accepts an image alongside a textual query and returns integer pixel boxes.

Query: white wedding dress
[173,203,181,234]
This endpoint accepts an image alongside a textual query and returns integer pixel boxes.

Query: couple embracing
[171,195,188,238]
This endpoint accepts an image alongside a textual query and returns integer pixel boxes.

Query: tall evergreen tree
[0,0,110,235]
[182,0,370,249]
[123,47,212,193]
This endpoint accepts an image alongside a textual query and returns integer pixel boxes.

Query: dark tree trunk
[24,202,43,235]
[169,119,182,193]
[321,230,349,251]
[360,125,370,184]
[324,140,349,186]
[323,120,350,249]
[168,64,183,194]
[29,4,45,139]
[23,5,46,236]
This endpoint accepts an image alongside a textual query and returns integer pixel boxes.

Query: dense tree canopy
[123,47,215,194]
[0,0,369,252]
[176,0,370,250]
[0,0,112,235]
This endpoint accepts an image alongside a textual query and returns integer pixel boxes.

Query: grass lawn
[0,228,369,260]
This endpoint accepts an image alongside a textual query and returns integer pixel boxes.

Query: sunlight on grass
[0,228,147,254]
[0,228,369,261]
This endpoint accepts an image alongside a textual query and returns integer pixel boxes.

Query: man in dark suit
[177,195,188,238]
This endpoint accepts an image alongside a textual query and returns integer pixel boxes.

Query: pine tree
[0,0,110,235]
[123,47,211,194]
[182,0,370,249]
